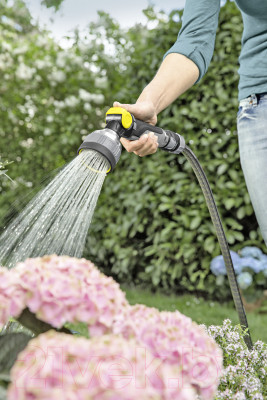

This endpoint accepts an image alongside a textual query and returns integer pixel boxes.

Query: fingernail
[143,134,148,139]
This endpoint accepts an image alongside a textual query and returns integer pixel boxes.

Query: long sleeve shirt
[164,0,267,101]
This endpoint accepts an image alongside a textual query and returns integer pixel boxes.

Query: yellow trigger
[106,107,133,129]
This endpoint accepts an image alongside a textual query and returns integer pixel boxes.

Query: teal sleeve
[164,0,221,83]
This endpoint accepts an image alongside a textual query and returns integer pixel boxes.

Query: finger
[120,134,149,152]
[138,132,158,151]
[134,137,159,157]
[124,134,149,149]
[137,142,158,157]
[147,131,158,143]
[113,101,135,115]
[134,144,158,157]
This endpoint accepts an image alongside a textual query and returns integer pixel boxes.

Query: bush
[206,320,267,399]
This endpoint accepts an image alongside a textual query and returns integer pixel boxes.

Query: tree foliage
[41,0,64,11]
[0,1,112,219]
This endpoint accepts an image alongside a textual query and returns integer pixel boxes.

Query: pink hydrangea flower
[113,304,223,400]
[8,330,197,400]
[0,266,26,326]
[1,255,128,334]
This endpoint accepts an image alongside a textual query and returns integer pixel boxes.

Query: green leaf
[224,198,236,210]
[237,207,246,219]
[217,164,228,176]
[190,216,202,230]
[204,236,216,253]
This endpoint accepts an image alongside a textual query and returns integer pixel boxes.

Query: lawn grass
[123,286,267,344]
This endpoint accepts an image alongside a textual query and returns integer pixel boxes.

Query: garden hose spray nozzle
[77,107,186,172]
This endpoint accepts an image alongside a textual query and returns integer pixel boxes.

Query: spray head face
[77,128,122,173]
[77,108,133,173]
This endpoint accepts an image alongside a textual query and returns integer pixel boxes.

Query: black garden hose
[182,145,253,350]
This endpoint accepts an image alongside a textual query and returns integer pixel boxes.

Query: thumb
[113,101,137,114]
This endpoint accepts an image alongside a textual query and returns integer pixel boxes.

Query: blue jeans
[237,93,267,247]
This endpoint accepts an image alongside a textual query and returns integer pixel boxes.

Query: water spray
[78,106,253,349]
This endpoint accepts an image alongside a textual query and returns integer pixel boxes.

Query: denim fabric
[237,93,267,247]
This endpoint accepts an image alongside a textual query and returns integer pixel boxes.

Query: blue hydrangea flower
[257,254,267,276]
[259,254,267,262]
[210,255,227,276]
[232,259,243,275]
[237,272,253,290]
[210,251,241,276]
[240,246,263,259]
[239,257,263,273]
[229,250,241,263]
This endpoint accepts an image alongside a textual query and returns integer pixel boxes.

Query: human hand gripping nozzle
[78,106,185,172]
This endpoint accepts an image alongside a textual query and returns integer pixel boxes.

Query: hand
[113,100,159,157]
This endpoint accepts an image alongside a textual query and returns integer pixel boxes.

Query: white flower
[78,43,90,53]
[95,76,108,89]
[72,55,83,66]
[84,103,92,112]
[27,107,36,118]
[79,88,92,102]
[8,110,17,123]
[64,95,79,108]
[17,104,27,114]
[46,115,54,123]
[2,42,12,52]
[35,59,51,69]
[0,54,13,70]
[56,52,68,68]
[48,70,66,83]
[44,128,52,136]
[36,36,49,48]
[16,63,36,80]
[2,15,13,27]
[54,100,65,109]
[13,44,29,55]
[81,92,105,104]
[92,93,105,104]
[20,138,34,148]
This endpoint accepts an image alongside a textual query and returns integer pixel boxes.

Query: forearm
[137,53,199,115]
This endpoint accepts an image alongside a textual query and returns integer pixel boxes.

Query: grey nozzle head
[77,129,122,172]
